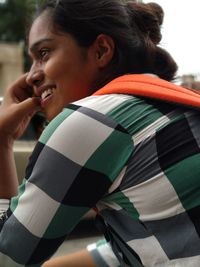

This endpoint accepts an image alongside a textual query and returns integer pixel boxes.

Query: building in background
[181,74,200,90]
[0,43,23,95]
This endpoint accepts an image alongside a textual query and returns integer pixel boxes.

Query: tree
[0,0,43,69]
[0,0,38,42]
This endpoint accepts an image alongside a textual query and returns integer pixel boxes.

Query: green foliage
[0,0,43,69]
[0,0,38,42]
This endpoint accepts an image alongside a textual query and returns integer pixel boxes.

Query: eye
[39,48,50,60]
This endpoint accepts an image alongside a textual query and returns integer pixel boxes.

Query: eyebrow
[29,38,54,53]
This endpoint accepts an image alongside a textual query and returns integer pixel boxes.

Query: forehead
[28,12,53,47]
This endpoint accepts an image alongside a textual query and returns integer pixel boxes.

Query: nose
[26,66,44,88]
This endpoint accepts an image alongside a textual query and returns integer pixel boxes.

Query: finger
[14,97,41,118]
[6,74,33,102]
[12,74,34,100]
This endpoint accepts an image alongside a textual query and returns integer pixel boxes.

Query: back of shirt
[91,94,200,266]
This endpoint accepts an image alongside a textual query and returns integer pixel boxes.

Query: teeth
[41,88,56,100]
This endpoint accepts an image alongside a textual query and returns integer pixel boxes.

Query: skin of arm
[42,249,97,267]
[0,74,41,198]
[0,142,18,198]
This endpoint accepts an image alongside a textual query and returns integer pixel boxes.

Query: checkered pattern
[0,96,133,266]
[97,99,200,266]
[1,76,200,266]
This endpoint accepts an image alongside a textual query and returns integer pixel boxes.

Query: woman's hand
[0,73,41,145]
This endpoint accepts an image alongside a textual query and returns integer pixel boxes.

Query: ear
[93,34,115,68]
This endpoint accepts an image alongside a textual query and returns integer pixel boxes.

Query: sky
[144,0,200,77]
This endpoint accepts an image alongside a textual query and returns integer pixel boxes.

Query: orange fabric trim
[93,74,200,109]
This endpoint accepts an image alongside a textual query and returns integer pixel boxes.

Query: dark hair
[35,0,177,85]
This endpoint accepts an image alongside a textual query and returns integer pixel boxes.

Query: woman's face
[27,11,99,121]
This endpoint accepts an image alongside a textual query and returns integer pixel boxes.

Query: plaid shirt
[1,76,200,266]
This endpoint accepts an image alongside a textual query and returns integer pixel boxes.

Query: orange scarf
[94,74,200,109]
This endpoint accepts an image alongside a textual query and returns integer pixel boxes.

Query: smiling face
[27,11,100,121]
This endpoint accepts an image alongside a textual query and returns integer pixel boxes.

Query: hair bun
[146,2,164,26]
[126,1,164,45]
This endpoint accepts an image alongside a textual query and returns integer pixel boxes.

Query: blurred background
[0,0,200,263]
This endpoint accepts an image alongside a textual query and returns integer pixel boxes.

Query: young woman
[1,1,200,266]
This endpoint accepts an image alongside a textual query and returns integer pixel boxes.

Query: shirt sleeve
[0,104,133,266]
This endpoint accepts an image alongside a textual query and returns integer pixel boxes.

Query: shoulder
[37,94,132,171]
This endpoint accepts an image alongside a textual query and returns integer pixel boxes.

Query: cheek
[44,58,67,80]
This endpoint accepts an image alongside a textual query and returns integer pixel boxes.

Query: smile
[41,88,56,100]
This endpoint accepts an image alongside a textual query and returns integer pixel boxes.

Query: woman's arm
[43,249,97,267]
[0,142,18,198]
[0,99,133,266]
[42,239,120,267]
[0,74,40,198]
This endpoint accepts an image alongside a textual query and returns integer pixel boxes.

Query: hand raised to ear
[0,73,41,143]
